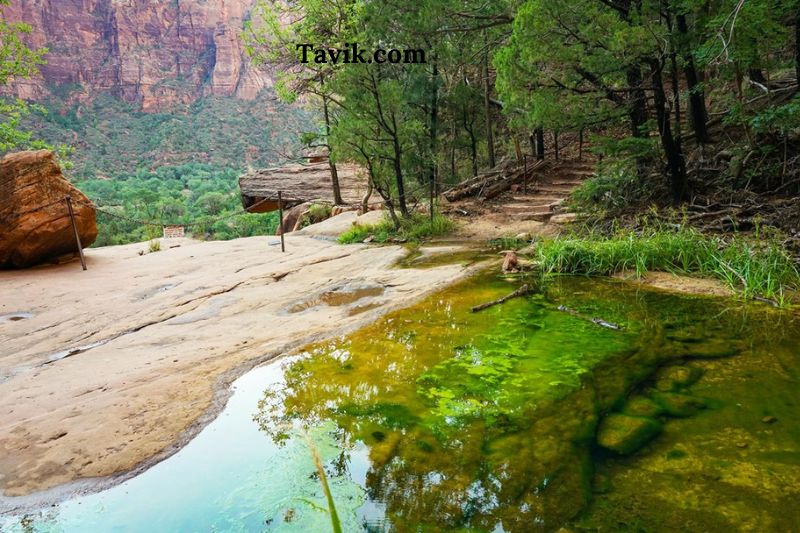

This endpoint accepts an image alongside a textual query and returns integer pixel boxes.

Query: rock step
[510,195,563,203]
[519,212,555,222]
[531,186,576,195]
[548,180,584,186]
[504,204,555,212]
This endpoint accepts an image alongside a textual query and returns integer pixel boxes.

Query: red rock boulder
[0,150,98,268]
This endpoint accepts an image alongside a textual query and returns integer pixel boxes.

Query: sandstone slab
[0,151,97,268]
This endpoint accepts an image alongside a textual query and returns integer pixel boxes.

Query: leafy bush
[299,202,333,228]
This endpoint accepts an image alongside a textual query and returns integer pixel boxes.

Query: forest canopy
[248,0,800,217]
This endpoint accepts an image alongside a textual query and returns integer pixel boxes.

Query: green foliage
[338,213,455,244]
[750,96,800,137]
[76,163,279,246]
[0,2,68,157]
[298,203,333,229]
[487,236,529,250]
[535,227,800,304]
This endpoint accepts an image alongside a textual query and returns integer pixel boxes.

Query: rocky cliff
[3,0,271,112]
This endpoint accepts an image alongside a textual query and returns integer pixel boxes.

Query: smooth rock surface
[0,232,470,499]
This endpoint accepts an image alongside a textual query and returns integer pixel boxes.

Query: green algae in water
[259,273,800,532]
[5,272,800,532]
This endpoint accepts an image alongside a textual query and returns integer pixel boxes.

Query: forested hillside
[26,90,311,178]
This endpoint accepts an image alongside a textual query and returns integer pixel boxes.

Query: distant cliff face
[4,0,271,111]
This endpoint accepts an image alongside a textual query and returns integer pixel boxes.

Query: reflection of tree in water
[255,277,778,532]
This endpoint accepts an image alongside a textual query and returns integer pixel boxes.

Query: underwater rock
[654,365,703,392]
[369,431,402,469]
[761,416,777,424]
[596,414,662,455]
[651,392,706,417]
[622,396,665,418]
[680,340,741,359]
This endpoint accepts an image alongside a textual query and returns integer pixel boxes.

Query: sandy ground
[0,227,476,509]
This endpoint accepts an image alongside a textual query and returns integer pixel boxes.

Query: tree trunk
[650,60,688,202]
[391,126,409,217]
[626,67,648,138]
[796,8,800,84]
[429,61,439,221]
[483,35,496,168]
[554,131,560,161]
[535,128,545,160]
[450,121,457,181]
[748,68,767,84]
[513,137,522,162]
[669,52,682,146]
[467,121,478,176]
[676,14,708,144]
[360,177,373,214]
[322,97,343,205]
[578,129,584,161]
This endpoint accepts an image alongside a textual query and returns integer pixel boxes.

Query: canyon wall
[3,0,271,111]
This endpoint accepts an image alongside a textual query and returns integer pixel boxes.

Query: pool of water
[3,271,800,532]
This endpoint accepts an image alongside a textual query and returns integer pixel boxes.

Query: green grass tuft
[338,213,456,245]
[535,227,800,305]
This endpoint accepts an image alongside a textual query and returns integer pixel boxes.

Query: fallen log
[480,168,531,200]
[442,158,523,201]
[556,305,623,330]
[471,284,530,312]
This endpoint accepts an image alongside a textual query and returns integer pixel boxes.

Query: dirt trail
[445,159,595,239]
[0,232,475,506]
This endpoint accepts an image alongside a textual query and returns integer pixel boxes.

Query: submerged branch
[556,305,623,330]
[471,284,530,312]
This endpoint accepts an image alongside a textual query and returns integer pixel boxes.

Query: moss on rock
[651,392,707,417]
[622,396,665,417]
[596,414,662,455]
[654,365,703,391]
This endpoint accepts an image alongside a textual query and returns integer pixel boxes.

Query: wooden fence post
[65,196,87,271]
[278,190,285,253]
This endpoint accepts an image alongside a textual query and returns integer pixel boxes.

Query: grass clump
[535,227,800,304]
[488,236,530,250]
[299,203,334,229]
[338,213,456,245]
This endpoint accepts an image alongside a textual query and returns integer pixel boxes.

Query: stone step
[548,180,584,186]
[504,204,551,213]
[532,186,576,195]
[510,195,563,203]
[519,212,555,222]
